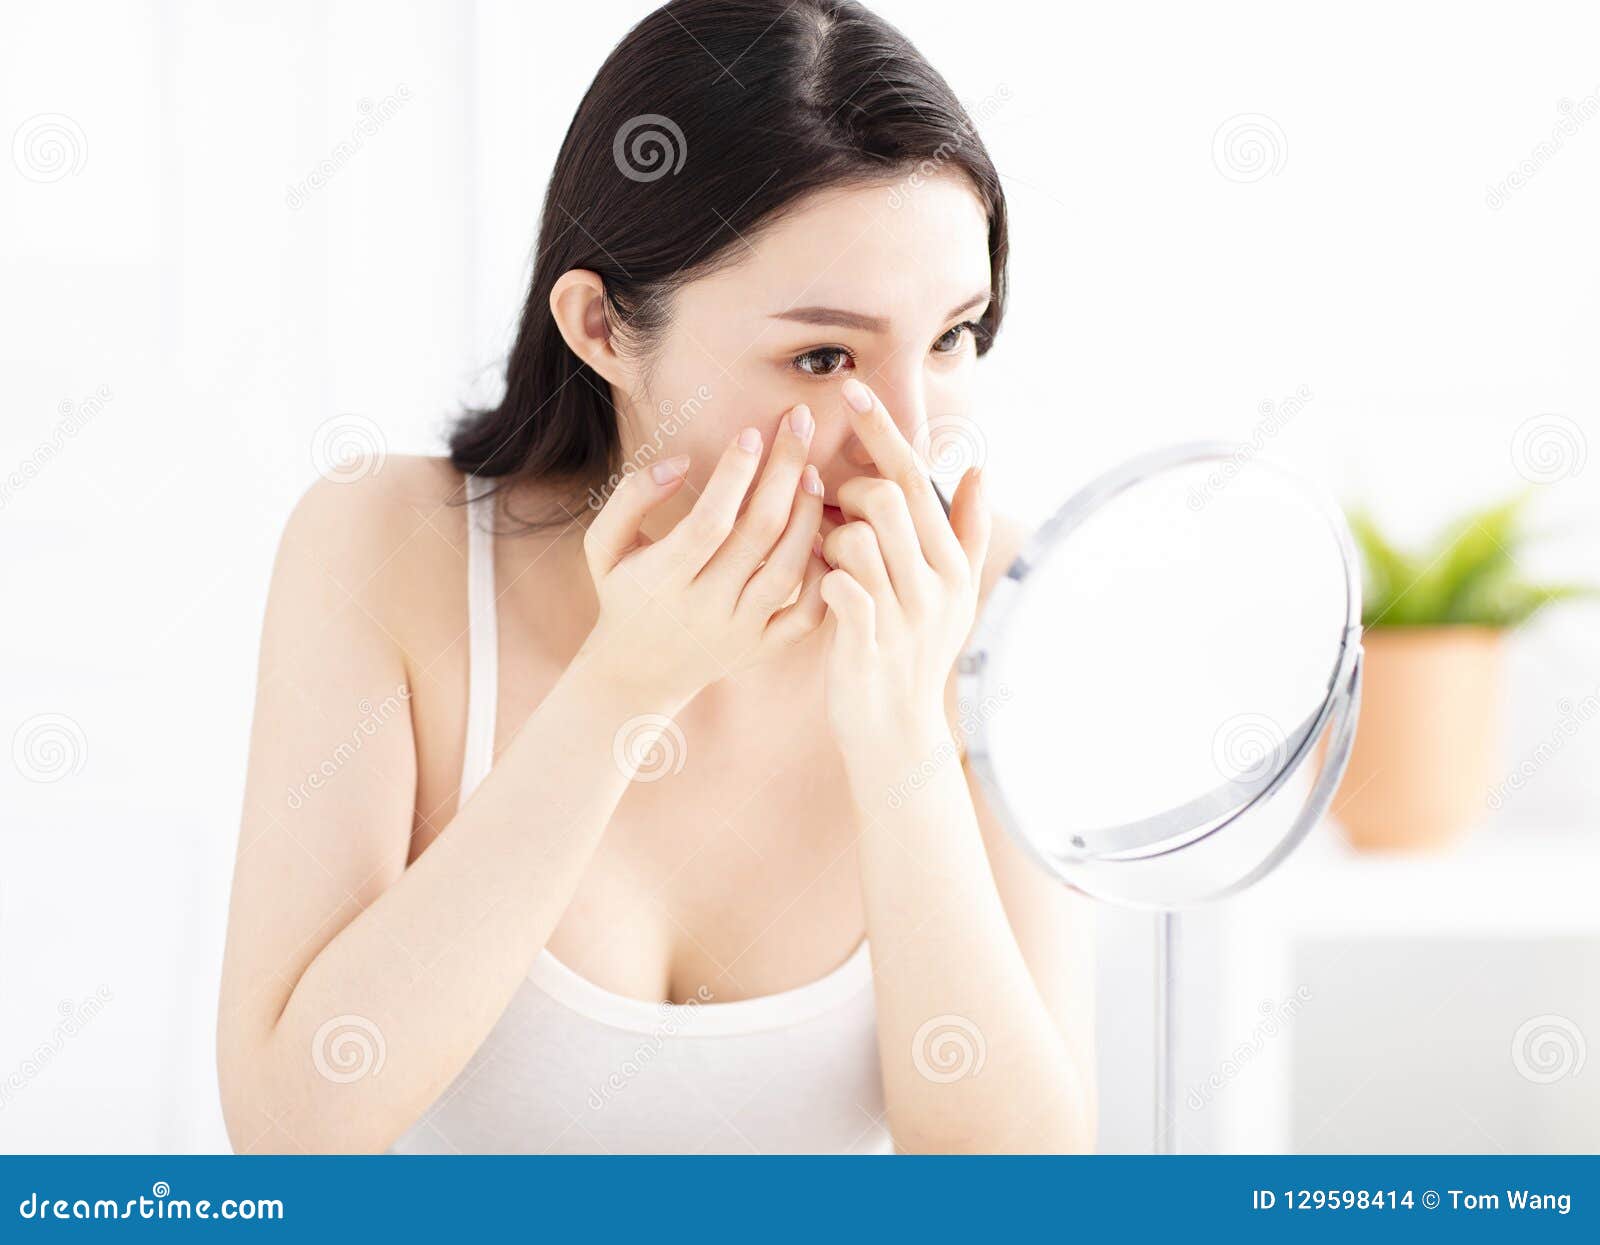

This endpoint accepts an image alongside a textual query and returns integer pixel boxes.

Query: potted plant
[1331,493,1590,851]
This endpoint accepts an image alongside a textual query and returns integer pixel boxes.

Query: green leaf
[1349,510,1419,626]
[1348,493,1593,629]
[1451,578,1599,628]
[1428,492,1528,622]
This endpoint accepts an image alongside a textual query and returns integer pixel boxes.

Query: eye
[791,346,856,378]
[932,320,983,355]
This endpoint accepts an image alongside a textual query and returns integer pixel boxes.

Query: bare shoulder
[270,455,471,643]
[280,455,467,563]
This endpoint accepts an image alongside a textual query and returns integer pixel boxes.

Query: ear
[549,269,631,389]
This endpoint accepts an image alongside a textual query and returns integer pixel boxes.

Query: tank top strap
[459,474,500,804]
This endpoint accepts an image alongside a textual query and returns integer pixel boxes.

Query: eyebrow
[769,289,990,333]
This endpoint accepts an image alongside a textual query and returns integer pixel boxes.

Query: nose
[843,435,875,468]
[840,366,927,468]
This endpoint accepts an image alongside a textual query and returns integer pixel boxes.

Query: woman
[217,0,1096,1154]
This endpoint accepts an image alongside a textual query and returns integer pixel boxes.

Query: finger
[949,465,991,579]
[821,520,893,605]
[582,453,692,580]
[701,404,815,588]
[819,568,875,650]
[839,378,966,575]
[764,543,829,648]
[738,460,824,619]
[660,426,764,576]
[835,475,929,604]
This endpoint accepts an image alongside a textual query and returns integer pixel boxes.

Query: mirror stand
[1154,909,1179,1155]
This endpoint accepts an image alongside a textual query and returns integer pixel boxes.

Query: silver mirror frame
[958,440,1365,907]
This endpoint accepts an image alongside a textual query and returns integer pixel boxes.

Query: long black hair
[449,0,1009,525]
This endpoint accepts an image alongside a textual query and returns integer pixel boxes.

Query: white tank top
[389,477,893,1154]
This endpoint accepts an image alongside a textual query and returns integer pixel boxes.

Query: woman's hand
[575,405,829,708]
[818,378,991,778]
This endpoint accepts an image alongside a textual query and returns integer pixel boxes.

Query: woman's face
[614,170,993,538]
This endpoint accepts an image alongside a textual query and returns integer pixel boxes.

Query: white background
[2,0,1596,1153]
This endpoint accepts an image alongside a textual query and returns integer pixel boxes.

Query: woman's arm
[816,380,1095,1153]
[853,516,1098,1153]
[219,420,826,1154]
[216,471,689,1154]
[957,709,1100,1150]
[950,512,1098,1144]
[848,721,1096,1154]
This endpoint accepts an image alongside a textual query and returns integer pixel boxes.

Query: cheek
[649,365,802,463]
[622,384,753,515]
[633,367,732,456]
[923,359,978,421]
[930,352,977,392]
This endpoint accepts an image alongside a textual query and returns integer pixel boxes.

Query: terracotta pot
[1326,626,1506,851]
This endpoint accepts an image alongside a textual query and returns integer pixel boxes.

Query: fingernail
[972,465,985,501]
[737,426,761,453]
[651,454,690,483]
[788,404,813,440]
[801,464,823,496]
[812,533,825,559]
[841,379,873,414]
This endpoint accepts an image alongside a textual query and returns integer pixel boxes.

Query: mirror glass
[965,446,1360,907]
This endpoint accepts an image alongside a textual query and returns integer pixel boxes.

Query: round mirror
[960,442,1364,908]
